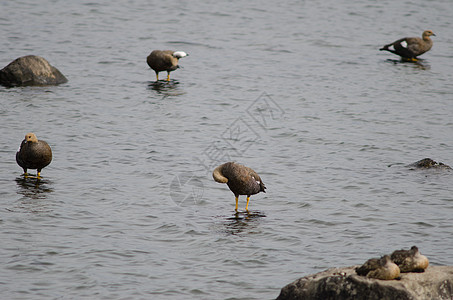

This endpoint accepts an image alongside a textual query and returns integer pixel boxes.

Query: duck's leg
[22,168,28,178]
[245,196,251,211]
[37,169,42,179]
[166,72,171,81]
[155,72,159,81]
[235,196,239,211]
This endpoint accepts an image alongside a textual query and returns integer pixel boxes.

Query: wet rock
[276,266,453,300]
[0,55,67,86]
[407,158,451,170]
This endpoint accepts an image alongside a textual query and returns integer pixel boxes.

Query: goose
[213,162,266,211]
[146,50,188,81]
[16,133,52,178]
[356,255,400,280]
[380,30,435,61]
[391,246,429,273]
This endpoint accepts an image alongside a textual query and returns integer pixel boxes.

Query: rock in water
[276,266,453,300]
[0,55,68,86]
[407,158,452,170]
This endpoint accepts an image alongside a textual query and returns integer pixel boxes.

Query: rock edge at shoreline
[276,265,453,300]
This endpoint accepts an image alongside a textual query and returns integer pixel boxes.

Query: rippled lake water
[1,0,453,299]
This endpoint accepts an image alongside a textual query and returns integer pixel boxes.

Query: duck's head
[25,132,38,143]
[423,30,436,38]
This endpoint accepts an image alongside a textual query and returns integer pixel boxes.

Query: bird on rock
[16,133,52,178]
[380,30,435,61]
[213,162,266,212]
[390,246,429,273]
[146,50,188,81]
[355,255,400,280]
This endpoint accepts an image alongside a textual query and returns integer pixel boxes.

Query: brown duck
[213,162,266,211]
[16,133,52,178]
[380,30,435,61]
[391,246,429,273]
[146,50,188,81]
[356,255,400,280]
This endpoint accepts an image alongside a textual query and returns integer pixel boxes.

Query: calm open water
[1,0,453,299]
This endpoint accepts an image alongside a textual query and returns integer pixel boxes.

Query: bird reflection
[147,80,186,98]
[222,210,266,235]
[385,58,430,70]
[15,176,53,200]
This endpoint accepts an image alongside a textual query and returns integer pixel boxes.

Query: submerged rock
[276,266,453,300]
[407,158,451,170]
[0,55,67,86]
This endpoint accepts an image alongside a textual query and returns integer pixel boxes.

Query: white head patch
[400,40,408,48]
[388,45,395,51]
[173,51,188,58]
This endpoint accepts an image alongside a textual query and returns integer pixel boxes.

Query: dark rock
[0,55,67,87]
[276,266,453,300]
[407,158,452,170]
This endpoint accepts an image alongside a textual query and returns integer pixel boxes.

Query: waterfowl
[213,162,266,211]
[391,246,429,273]
[356,255,400,280]
[380,30,435,61]
[146,50,188,81]
[16,133,52,178]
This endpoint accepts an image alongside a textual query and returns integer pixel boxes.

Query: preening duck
[146,50,188,81]
[213,162,266,211]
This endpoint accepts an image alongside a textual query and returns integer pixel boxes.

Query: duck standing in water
[16,133,52,178]
[380,30,435,61]
[391,246,429,273]
[146,50,188,81]
[213,162,266,211]
[356,255,400,280]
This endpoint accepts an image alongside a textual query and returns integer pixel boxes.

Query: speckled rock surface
[0,55,67,86]
[276,266,453,300]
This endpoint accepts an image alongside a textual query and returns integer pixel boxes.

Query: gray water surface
[1,0,453,299]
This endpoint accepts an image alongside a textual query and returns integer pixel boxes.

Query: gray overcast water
[1,0,452,299]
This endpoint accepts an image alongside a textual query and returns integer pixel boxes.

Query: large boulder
[0,55,67,86]
[276,266,453,300]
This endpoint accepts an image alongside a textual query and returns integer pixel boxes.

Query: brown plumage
[146,50,188,81]
[391,246,429,273]
[356,255,400,280]
[380,30,435,60]
[16,133,52,178]
[213,162,266,211]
